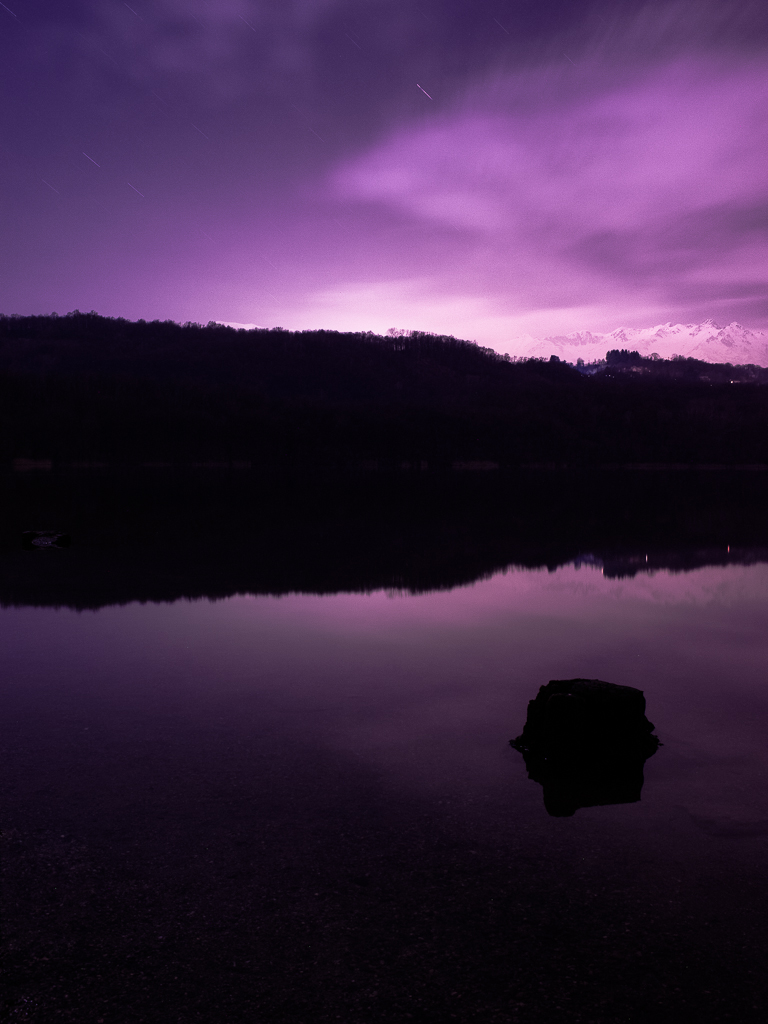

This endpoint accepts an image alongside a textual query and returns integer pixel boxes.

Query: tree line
[2,312,768,467]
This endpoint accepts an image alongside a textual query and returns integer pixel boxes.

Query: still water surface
[3,559,768,1022]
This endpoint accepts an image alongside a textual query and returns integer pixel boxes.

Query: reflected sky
[4,561,768,834]
[5,557,768,1021]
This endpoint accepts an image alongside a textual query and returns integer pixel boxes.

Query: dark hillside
[600,347,768,383]
[1,312,768,467]
[0,311,555,401]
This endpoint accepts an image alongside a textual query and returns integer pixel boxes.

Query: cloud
[13,0,347,106]
[5,1,768,338]
[290,277,500,338]
[330,56,768,328]
[287,278,613,346]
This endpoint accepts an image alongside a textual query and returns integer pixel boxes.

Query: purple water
[3,562,768,1022]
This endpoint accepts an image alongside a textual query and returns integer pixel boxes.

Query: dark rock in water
[510,678,660,817]
[22,530,71,550]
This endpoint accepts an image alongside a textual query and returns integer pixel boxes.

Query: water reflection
[2,467,768,609]
[3,507,768,1022]
[510,679,661,816]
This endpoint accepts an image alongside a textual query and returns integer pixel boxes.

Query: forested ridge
[2,311,768,468]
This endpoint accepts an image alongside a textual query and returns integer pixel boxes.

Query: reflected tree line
[2,467,768,610]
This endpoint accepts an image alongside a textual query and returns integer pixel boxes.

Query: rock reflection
[510,679,660,817]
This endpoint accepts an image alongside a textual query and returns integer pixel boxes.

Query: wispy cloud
[3,1,768,336]
[330,57,768,332]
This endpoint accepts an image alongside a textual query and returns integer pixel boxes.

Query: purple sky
[2,1,767,351]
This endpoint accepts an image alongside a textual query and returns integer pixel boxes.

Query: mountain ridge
[511,320,768,367]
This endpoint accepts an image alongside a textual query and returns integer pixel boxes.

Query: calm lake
[3,473,768,1023]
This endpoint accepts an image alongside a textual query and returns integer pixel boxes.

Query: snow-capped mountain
[509,321,768,367]
[216,320,264,330]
